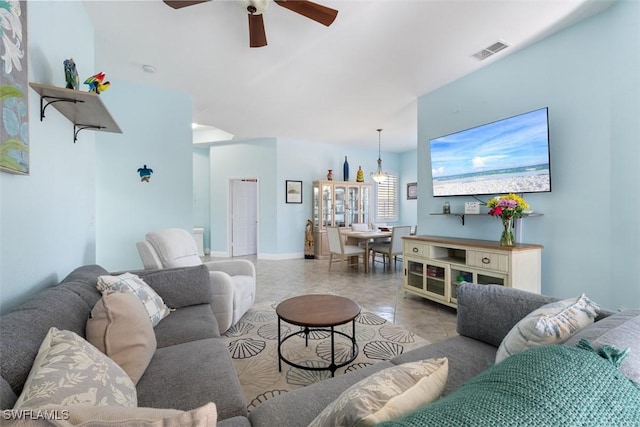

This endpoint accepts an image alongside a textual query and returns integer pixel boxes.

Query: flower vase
[327,169,334,181]
[500,217,515,246]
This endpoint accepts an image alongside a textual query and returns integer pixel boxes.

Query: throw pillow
[307,358,448,427]
[13,327,137,409]
[97,273,171,326]
[375,343,640,427]
[2,403,217,427]
[86,291,157,384]
[495,293,599,363]
[564,309,640,383]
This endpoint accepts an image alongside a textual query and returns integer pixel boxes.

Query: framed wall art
[0,1,29,175]
[407,182,417,200]
[286,180,302,204]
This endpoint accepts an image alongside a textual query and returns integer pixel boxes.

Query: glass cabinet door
[322,184,333,228]
[347,186,359,226]
[334,185,346,227]
[313,185,320,228]
[406,260,424,292]
[425,262,447,300]
[362,186,370,226]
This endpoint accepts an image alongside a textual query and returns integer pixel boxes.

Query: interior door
[231,179,258,256]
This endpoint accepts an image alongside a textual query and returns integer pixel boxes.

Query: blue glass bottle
[343,156,349,181]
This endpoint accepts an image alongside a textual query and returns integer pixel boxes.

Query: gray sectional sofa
[1,264,638,426]
[0,264,251,427]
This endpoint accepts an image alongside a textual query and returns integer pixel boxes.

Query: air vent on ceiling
[472,41,509,61]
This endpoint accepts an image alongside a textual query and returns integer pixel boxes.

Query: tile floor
[205,255,458,343]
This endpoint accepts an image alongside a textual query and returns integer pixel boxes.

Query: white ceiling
[83,0,613,152]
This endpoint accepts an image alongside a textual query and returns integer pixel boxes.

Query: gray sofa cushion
[249,362,393,427]
[0,287,93,408]
[136,337,247,420]
[154,304,221,347]
[456,283,560,347]
[137,265,215,309]
[390,335,496,395]
[218,416,253,427]
[564,309,640,383]
[0,378,16,410]
[58,264,109,308]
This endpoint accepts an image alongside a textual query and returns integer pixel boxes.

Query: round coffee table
[276,294,361,376]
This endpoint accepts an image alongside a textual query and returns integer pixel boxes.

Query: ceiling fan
[163,0,338,48]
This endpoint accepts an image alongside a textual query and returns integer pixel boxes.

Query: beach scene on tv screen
[430,108,551,196]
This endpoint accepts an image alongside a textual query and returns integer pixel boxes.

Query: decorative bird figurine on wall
[84,72,111,94]
[64,58,79,90]
[137,164,153,182]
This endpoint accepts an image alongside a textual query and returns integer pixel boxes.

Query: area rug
[222,300,429,412]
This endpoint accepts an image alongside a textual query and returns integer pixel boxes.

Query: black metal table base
[277,317,358,377]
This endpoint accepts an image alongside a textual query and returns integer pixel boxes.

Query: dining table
[341,229,392,273]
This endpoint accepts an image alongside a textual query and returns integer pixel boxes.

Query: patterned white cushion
[308,358,448,427]
[97,273,171,326]
[496,294,600,363]
[13,328,137,409]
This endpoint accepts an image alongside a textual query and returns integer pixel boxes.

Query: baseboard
[207,252,307,260]
[209,251,230,258]
[257,252,305,260]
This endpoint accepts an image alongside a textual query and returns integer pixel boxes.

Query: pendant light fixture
[371,128,388,184]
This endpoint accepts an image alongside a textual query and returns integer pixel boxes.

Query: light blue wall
[209,138,277,256]
[0,1,96,313]
[417,0,640,309]
[193,147,210,252]
[208,138,401,258]
[398,149,418,228]
[95,81,193,271]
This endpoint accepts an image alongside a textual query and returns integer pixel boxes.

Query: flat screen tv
[430,107,551,197]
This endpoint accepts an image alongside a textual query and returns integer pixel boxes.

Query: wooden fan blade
[274,0,338,26]
[163,0,210,10]
[248,13,268,48]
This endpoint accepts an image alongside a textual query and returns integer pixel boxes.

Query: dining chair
[370,225,412,269]
[326,226,366,272]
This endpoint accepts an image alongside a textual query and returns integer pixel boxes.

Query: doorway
[230,178,258,256]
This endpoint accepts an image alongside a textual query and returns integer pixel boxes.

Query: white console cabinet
[403,236,543,308]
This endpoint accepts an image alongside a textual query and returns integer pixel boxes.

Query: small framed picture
[407,182,417,200]
[465,202,480,214]
[286,180,302,204]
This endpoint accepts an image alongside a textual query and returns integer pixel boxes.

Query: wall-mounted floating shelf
[29,82,122,143]
[430,212,543,225]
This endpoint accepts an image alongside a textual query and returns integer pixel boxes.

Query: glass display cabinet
[313,180,372,258]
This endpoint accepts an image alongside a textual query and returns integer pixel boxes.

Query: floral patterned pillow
[97,273,171,326]
[308,358,448,427]
[13,328,137,409]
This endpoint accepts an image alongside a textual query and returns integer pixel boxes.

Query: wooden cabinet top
[404,235,543,252]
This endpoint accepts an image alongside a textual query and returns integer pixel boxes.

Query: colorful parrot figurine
[64,58,79,90]
[84,72,111,94]
[137,165,153,182]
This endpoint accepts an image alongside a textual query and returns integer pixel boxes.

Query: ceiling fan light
[239,0,269,14]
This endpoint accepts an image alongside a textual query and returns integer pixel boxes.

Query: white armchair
[136,228,256,333]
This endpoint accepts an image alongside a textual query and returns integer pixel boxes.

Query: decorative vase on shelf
[327,169,334,181]
[343,156,349,181]
[500,217,515,246]
[356,166,364,182]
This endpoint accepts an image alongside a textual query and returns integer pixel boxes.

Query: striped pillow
[496,294,599,363]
